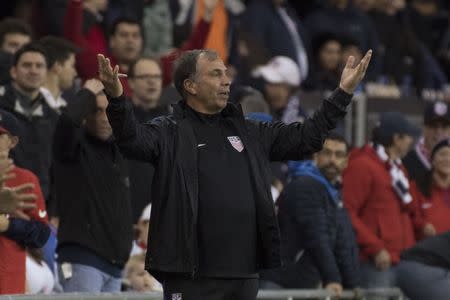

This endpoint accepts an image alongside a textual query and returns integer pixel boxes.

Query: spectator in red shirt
[64,0,218,95]
[412,138,450,236]
[0,109,50,294]
[343,112,431,290]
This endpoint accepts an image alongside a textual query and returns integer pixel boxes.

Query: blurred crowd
[0,0,450,298]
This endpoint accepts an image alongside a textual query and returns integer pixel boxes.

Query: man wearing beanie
[343,112,433,292]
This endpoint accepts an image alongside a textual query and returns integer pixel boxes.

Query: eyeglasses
[132,74,162,80]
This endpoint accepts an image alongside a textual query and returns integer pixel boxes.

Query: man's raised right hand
[97,54,127,98]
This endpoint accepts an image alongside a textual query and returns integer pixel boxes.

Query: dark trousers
[163,276,259,300]
[397,260,450,300]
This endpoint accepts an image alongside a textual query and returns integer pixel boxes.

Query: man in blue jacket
[261,134,360,297]
[97,48,371,300]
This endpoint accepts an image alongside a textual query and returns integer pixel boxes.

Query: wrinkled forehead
[17,51,46,64]
[136,59,161,73]
[323,139,347,152]
[116,23,141,35]
[196,55,226,73]
[4,32,30,41]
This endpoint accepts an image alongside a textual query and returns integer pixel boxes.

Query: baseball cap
[377,112,421,138]
[0,109,21,137]
[424,101,450,126]
[253,56,301,86]
[139,203,151,222]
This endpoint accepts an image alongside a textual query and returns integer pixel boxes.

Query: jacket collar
[171,99,244,120]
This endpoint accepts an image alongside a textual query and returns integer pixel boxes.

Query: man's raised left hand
[339,50,372,94]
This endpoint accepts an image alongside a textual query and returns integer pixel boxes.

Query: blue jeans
[360,262,398,300]
[58,263,122,292]
[360,262,398,288]
[397,260,450,300]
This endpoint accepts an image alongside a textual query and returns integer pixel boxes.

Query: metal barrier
[0,288,404,300]
[298,91,425,147]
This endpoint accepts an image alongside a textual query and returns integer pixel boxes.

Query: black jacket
[106,88,352,280]
[0,84,59,200]
[53,89,133,267]
[129,105,169,223]
[262,176,360,288]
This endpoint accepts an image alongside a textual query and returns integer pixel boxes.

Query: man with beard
[260,134,360,297]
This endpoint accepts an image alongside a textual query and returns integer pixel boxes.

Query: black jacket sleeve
[106,95,162,163]
[255,88,352,161]
[285,177,342,284]
[335,209,361,288]
[4,218,51,248]
[52,88,97,162]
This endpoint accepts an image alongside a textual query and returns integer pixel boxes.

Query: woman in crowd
[412,138,450,237]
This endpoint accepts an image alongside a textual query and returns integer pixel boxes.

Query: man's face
[314,139,348,182]
[188,55,231,113]
[129,59,162,108]
[423,121,450,151]
[319,40,342,72]
[57,53,77,90]
[84,94,113,141]
[10,51,47,93]
[432,146,450,176]
[264,83,291,111]
[393,134,414,158]
[110,23,142,64]
[2,33,30,54]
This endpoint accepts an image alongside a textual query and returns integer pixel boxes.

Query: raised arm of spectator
[0,216,50,248]
[98,55,162,163]
[286,177,343,285]
[64,0,108,80]
[342,160,386,258]
[254,51,372,161]
[53,79,102,162]
[160,0,218,86]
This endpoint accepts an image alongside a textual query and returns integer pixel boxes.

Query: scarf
[373,143,413,205]
[288,160,340,205]
[415,137,431,170]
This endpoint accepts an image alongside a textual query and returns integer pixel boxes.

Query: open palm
[97,54,126,98]
[339,50,372,94]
